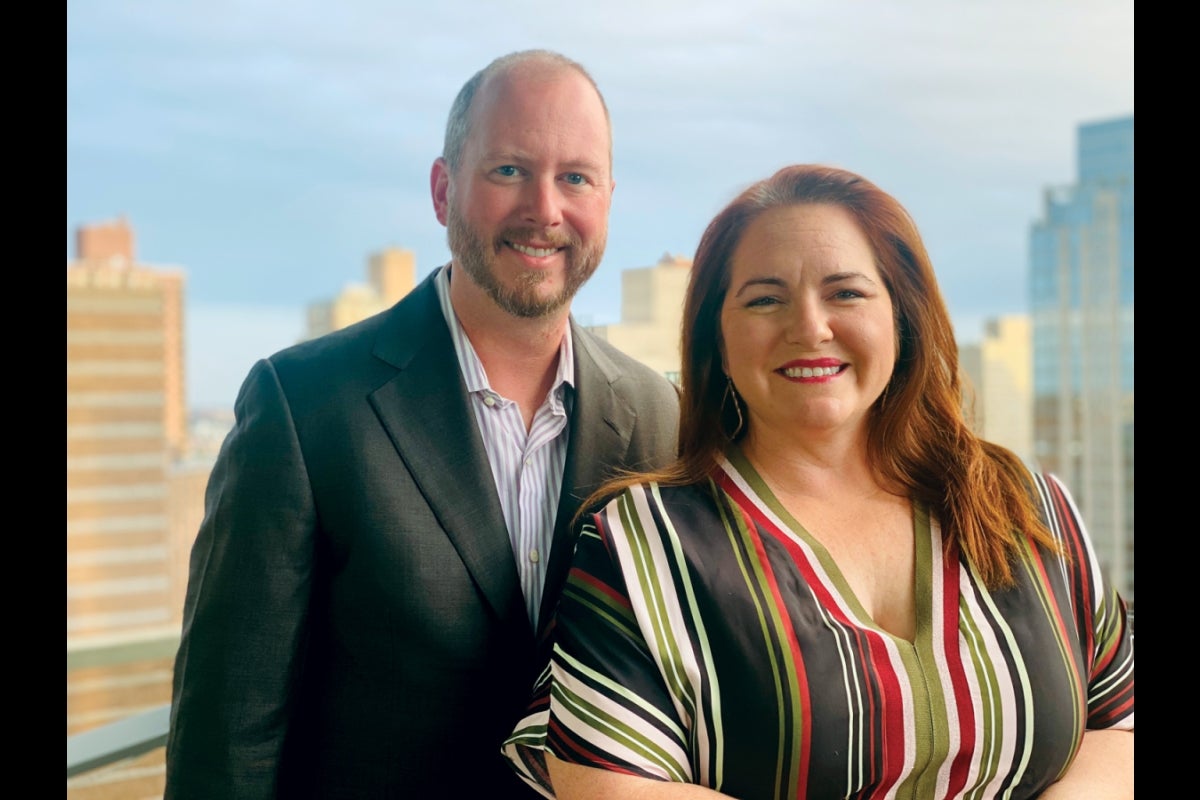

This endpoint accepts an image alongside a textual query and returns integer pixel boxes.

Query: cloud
[70,0,1133,403]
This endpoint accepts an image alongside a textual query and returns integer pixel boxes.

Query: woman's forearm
[1039,729,1133,799]
[546,754,738,799]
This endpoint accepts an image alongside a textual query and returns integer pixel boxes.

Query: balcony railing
[66,610,1134,782]
[67,629,178,787]
[67,703,170,778]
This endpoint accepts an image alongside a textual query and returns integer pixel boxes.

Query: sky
[67,0,1134,410]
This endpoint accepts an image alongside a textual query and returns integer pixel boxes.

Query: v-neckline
[723,447,934,648]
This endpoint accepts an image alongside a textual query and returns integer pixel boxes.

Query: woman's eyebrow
[731,276,787,298]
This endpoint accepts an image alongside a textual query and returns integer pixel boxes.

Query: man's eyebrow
[559,157,606,172]
[480,151,606,173]
[480,150,531,164]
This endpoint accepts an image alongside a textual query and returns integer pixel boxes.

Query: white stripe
[719,455,918,795]
[553,648,692,781]
[961,562,1030,796]
[605,489,704,751]
[435,266,572,627]
[651,482,725,787]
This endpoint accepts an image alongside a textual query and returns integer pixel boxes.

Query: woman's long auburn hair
[582,164,1058,588]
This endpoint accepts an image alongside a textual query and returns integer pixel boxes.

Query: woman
[502,165,1134,799]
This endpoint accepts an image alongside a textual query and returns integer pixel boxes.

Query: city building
[958,314,1035,464]
[1030,115,1134,602]
[66,217,192,798]
[304,247,416,339]
[585,253,692,382]
[67,216,186,644]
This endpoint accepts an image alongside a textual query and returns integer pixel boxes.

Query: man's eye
[495,165,519,177]
[563,173,587,186]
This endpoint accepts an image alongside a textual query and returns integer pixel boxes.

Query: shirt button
[529,549,540,563]
[483,395,496,407]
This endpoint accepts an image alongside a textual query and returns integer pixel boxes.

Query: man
[164,50,680,799]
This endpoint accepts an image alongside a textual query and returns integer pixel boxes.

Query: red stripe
[1046,477,1096,665]
[1023,526,1087,709]
[548,718,644,777]
[571,567,633,610]
[940,551,976,797]
[714,471,813,798]
[1090,688,1134,723]
[717,469,913,797]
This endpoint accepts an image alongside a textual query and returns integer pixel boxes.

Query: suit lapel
[368,273,527,632]
[536,323,637,628]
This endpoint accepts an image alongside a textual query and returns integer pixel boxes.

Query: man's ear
[431,158,451,227]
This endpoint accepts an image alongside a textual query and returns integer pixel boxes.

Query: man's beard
[446,204,604,319]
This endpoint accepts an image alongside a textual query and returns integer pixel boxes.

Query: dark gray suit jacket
[164,270,680,799]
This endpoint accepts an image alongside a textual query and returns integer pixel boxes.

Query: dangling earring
[722,376,745,440]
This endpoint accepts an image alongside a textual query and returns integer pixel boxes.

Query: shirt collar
[434,263,576,398]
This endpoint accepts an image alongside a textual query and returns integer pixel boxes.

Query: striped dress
[502,449,1134,799]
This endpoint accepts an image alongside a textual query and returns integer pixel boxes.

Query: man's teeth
[783,366,840,378]
[510,243,558,257]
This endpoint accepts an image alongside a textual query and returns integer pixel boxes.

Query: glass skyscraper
[1030,115,1134,602]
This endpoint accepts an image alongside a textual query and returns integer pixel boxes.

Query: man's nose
[522,176,563,227]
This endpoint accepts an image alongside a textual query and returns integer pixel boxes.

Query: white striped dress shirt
[434,265,573,628]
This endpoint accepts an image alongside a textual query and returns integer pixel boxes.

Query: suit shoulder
[575,327,678,398]
[267,275,441,378]
[266,309,389,372]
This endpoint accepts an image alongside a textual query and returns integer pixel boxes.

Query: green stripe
[652,481,726,788]
[907,505,946,800]
[553,672,690,781]
[713,473,799,800]
[969,560,1037,791]
[617,489,698,723]
[563,580,641,643]
[958,586,1004,798]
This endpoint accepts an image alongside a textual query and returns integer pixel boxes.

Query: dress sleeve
[1037,473,1134,732]
[502,485,695,795]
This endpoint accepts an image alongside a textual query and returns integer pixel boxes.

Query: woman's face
[719,203,897,446]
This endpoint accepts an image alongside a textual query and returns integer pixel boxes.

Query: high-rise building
[959,314,1035,464]
[67,217,188,798]
[304,247,416,339]
[1030,115,1134,602]
[67,217,187,643]
[585,253,692,382]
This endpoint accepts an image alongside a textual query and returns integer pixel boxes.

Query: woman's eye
[832,289,864,300]
[746,296,780,308]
